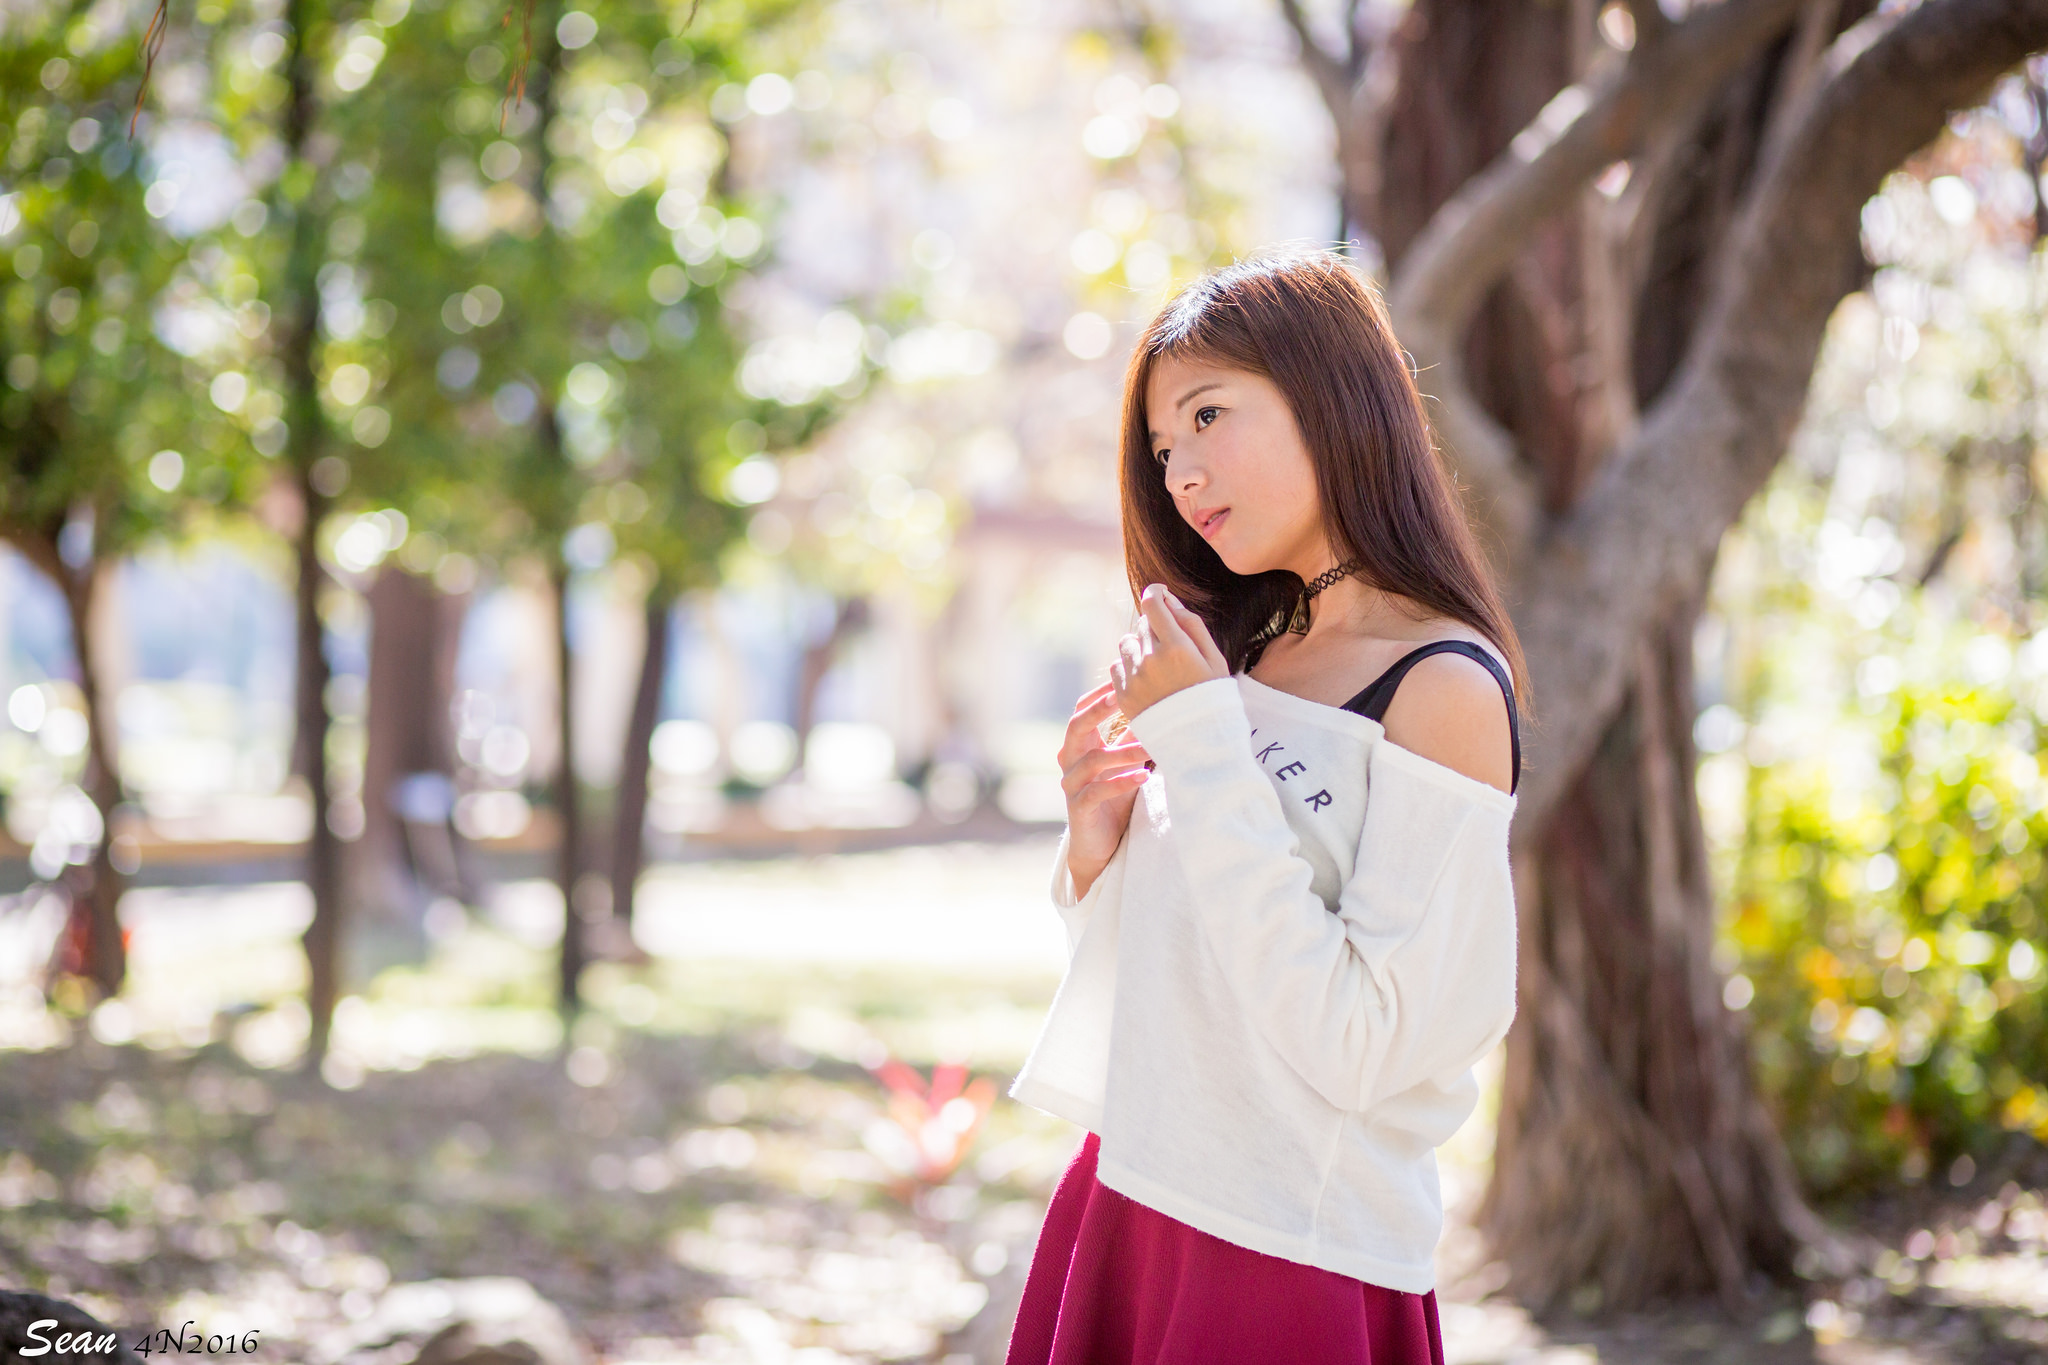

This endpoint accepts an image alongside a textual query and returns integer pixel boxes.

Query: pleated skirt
[1005,1132,1446,1365]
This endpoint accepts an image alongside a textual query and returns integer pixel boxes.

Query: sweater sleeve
[1124,676,1519,1113]
[1051,823,1081,908]
[1047,821,1123,956]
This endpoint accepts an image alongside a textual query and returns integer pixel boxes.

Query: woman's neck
[1276,549,1414,645]
[1305,577,1405,643]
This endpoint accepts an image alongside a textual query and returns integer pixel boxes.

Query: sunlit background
[4,0,2048,1360]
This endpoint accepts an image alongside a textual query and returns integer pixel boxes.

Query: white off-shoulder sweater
[1010,672,1519,1293]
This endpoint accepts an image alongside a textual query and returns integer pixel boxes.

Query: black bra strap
[1341,640,1521,795]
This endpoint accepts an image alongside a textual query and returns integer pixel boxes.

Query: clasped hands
[1058,584,1232,897]
[1108,582,1232,721]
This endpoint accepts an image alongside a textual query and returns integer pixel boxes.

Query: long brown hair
[1118,249,1531,719]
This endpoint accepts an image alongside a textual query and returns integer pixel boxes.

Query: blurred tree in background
[0,0,834,1053]
[0,4,258,999]
[314,0,792,1019]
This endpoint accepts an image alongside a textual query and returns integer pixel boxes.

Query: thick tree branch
[1511,0,2048,833]
[1280,0,1398,246]
[1277,0,1356,117]
[2,525,65,591]
[1391,0,1806,336]
[1756,0,1844,173]
[1386,0,1808,561]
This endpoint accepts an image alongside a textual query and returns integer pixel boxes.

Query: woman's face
[1144,355,1326,578]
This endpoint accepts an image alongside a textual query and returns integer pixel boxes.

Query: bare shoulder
[1376,647,1515,795]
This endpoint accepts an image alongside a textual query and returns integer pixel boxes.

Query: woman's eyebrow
[1146,382,1220,439]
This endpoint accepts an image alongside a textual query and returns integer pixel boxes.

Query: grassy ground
[0,973,1075,1362]
[1,838,2045,1363]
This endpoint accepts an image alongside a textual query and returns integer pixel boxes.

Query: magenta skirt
[1006,1133,1445,1365]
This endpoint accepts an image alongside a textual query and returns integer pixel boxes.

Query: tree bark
[15,527,126,998]
[1384,0,1819,561]
[1276,0,1401,244]
[1482,589,1800,1307]
[1506,0,2044,1306]
[515,0,588,1015]
[279,0,345,1070]
[1511,0,2048,821]
[294,471,343,1065]
[1290,0,2048,1307]
[551,558,587,1009]
[361,565,467,919]
[63,550,124,1000]
[793,595,869,752]
[609,585,672,942]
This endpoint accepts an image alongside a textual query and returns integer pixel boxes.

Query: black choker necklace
[1246,559,1362,665]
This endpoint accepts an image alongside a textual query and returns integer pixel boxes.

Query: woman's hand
[1058,681,1152,899]
[1108,583,1230,722]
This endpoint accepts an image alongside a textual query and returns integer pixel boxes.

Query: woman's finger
[1076,746,1152,786]
[1164,592,1230,675]
[1069,684,1118,728]
[1139,585,1228,678]
[1072,766,1149,808]
[1138,589,1201,661]
[1062,742,1152,795]
[1096,738,1150,769]
[1058,687,1123,764]
[1117,633,1143,675]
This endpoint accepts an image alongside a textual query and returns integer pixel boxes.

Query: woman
[1005,250,1529,1365]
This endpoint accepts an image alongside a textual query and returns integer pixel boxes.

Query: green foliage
[1705,116,2048,1200]
[0,0,250,551]
[305,0,819,590]
[1723,649,2048,1196]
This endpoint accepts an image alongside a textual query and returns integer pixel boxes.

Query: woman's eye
[1195,406,1219,428]
[1153,447,1170,467]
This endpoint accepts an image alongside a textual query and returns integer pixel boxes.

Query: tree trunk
[516,0,587,1015]
[1480,588,1811,1308]
[25,529,128,999]
[66,554,124,999]
[609,585,672,942]
[294,466,343,1065]
[279,0,344,1070]
[361,565,466,924]
[793,595,869,752]
[8,528,126,997]
[1430,8,1819,1308]
[1463,12,1866,1306]
[551,559,586,1009]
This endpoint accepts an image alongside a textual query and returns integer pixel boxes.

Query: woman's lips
[1198,508,1229,539]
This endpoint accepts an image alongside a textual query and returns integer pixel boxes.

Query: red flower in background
[861,1054,996,1197]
